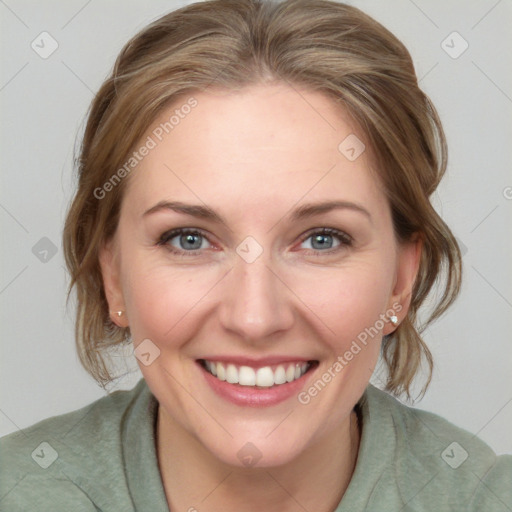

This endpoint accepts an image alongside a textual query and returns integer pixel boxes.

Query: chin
[204,432,310,470]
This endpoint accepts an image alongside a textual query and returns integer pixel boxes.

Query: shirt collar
[123,379,169,511]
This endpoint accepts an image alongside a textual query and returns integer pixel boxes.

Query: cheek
[120,227,396,357]
[292,262,393,352]
[120,256,219,342]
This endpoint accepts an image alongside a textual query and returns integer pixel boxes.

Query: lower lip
[198,361,317,407]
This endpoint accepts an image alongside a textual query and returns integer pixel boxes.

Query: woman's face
[101,83,420,467]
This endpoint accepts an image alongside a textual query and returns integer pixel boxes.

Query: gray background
[1,0,511,455]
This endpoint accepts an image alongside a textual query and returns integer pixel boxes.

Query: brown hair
[63,0,462,398]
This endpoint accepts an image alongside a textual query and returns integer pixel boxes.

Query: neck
[156,407,361,512]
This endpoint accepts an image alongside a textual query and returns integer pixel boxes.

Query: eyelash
[156,227,353,257]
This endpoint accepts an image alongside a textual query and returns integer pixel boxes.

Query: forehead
[122,83,386,217]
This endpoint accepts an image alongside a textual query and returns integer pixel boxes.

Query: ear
[98,236,128,328]
[382,233,423,335]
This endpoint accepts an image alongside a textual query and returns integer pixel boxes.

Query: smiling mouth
[198,359,319,388]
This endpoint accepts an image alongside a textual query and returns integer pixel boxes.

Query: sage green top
[1,379,511,511]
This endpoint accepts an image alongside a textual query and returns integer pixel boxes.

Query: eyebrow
[143,200,372,224]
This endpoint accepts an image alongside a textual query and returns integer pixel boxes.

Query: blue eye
[157,227,352,257]
[300,228,352,253]
[158,229,211,254]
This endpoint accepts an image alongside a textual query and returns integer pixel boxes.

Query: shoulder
[364,385,512,511]
[0,379,151,511]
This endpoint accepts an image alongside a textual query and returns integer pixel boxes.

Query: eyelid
[158,227,210,241]
[157,226,353,256]
[298,227,352,245]
[157,227,214,253]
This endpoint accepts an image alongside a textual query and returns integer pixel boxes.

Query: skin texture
[100,83,422,511]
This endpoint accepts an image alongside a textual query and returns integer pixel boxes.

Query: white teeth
[216,362,226,381]
[226,364,238,384]
[238,366,256,386]
[256,367,274,387]
[274,365,286,385]
[203,360,311,387]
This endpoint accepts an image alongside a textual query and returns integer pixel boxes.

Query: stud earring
[390,315,398,326]
[116,311,123,317]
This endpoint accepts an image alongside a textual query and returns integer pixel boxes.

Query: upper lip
[198,356,317,368]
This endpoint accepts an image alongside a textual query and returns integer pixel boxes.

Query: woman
[1,0,510,510]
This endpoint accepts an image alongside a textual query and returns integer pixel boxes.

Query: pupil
[312,234,332,250]
[181,233,201,250]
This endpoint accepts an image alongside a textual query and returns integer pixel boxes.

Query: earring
[389,315,398,326]
[116,311,123,317]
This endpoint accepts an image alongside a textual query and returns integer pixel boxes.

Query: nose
[218,251,295,343]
